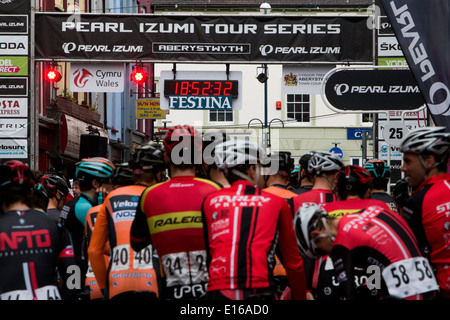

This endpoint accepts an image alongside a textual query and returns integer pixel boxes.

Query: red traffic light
[131,66,148,84]
[45,68,62,82]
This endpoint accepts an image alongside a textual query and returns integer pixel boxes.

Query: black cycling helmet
[112,163,134,187]
[0,160,35,192]
[129,142,165,173]
[392,178,411,208]
[335,165,373,199]
[264,151,295,177]
[75,157,115,182]
[364,160,391,180]
[38,174,70,198]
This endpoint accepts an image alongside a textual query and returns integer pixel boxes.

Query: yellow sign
[136,98,166,119]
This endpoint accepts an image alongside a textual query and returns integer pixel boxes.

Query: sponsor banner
[0,35,28,55]
[168,95,232,110]
[0,97,27,117]
[381,0,450,132]
[70,63,124,92]
[0,15,28,33]
[323,68,425,111]
[0,77,27,96]
[378,141,403,161]
[35,13,373,63]
[282,65,335,94]
[0,56,28,76]
[377,57,408,69]
[0,1,30,14]
[347,128,372,140]
[0,118,27,138]
[136,98,166,119]
[0,139,27,158]
[377,36,402,57]
[378,109,428,122]
[377,15,394,36]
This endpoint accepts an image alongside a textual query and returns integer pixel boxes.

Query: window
[362,113,374,123]
[209,110,233,123]
[287,94,310,122]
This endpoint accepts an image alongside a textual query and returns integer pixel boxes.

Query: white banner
[0,97,27,117]
[0,139,27,159]
[378,36,403,57]
[282,65,335,94]
[0,118,27,138]
[70,63,124,92]
[0,36,28,55]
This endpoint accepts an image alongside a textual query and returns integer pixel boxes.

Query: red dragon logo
[73,68,93,88]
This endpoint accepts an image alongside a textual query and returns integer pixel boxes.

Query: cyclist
[38,174,70,223]
[263,151,297,199]
[293,152,314,195]
[400,126,450,299]
[60,157,115,291]
[294,203,439,300]
[364,159,397,212]
[303,165,393,300]
[130,125,221,300]
[89,143,166,300]
[0,160,76,300]
[391,178,412,215]
[202,129,230,188]
[202,139,307,300]
[290,151,343,216]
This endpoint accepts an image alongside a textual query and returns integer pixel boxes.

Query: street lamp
[259,1,271,14]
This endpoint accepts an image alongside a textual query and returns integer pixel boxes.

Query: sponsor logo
[62,42,144,54]
[259,44,340,56]
[0,230,51,251]
[153,43,249,54]
[334,83,349,95]
[72,68,93,88]
[333,83,419,95]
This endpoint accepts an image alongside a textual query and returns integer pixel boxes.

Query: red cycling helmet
[335,165,372,199]
[0,160,35,192]
[163,125,203,164]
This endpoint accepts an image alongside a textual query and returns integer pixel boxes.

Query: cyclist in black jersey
[201,129,230,188]
[364,159,397,212]
[0,160,77,300]
[293,152,314,195]
[38,174,70,223]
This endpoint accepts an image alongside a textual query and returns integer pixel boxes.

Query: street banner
[136,99,166,119]
[282,65,335,95]
[381,0,450,132]
[35,13,373,63]
[70,63,124,92]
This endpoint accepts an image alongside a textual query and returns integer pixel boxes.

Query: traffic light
[45,66,62,82]
[131,65,148,84]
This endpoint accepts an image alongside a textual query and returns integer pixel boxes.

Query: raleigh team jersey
[88,185,161,300]
[0,209,76,300]
[202,180,306,300]
[332,206,439,300]
[323,198,392,218]
[402,174,450,298]
[130,175,221,299]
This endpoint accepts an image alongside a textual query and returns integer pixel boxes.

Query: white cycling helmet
[308,151,344,176]
[400,127,450,156]
[214,139,265,170]
[293,203,330,260]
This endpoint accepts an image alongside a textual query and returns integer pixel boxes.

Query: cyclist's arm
[331,244,356,300]
[87,203,109,290]
[56,224,78,300]
[277,200,307,300]
[130,193,152,252]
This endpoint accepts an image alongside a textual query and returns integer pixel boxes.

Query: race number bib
[111,244,155,271]
[162,250,208,287]
[382,257,439,299]
[1,286,61,300]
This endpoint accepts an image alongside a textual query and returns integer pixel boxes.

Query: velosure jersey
[88,185,161,299]
[332,206,439,300]
[202,180,307,300]
[402,174,450,298]
[0,209,76,300]
[130,175,221,299]
[371,192,398,213]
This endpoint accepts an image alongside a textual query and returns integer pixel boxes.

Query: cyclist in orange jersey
[130,125,221,300]
[88,143,166,300]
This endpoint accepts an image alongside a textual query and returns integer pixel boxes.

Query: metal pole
[264,64,268,150]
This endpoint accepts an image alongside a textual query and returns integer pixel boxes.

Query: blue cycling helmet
[75,157,115,181]
[364,160,390,179]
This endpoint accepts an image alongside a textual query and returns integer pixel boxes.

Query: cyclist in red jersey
[89,143,166,300]
[202,140,307,300]
[294,204,439,300]
[400,127,450,299]
[0,161,76,300]
[290,151,344,217]
[130,125,221,300]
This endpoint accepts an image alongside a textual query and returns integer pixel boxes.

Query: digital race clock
[164,80,239,98]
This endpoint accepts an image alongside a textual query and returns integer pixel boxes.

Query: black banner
[0,77,28,96]
[35,13,373,63]
[381,0,450,132]
[0,0,30,14]
[323,69,425,111]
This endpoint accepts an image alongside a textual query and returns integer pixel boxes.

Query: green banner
[0,56,28,76]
